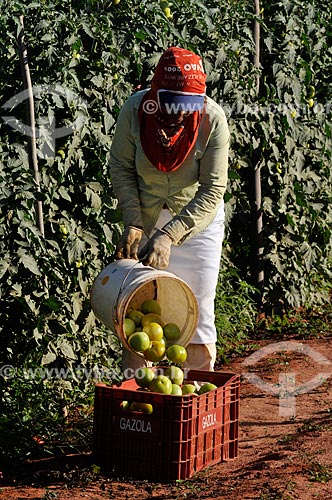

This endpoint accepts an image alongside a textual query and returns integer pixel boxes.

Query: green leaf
[102,224,114,243]
[0,256,10,280]
[17,251,41,276]
[86,187,101,209]
[103,110,115,134]
[72,292,83,320]
[41,352,57,365]
[44,296,61,312]
[58,340,77,360]
[58,186,72,201]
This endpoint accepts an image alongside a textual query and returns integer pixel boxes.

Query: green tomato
[134,367,155,388]
[94,59,103,69]
[163,7,173,19]
[59,224,69,235]
[197,383,218,395]
[307,85,315,98]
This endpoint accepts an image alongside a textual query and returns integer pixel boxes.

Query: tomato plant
[0,0,331,463]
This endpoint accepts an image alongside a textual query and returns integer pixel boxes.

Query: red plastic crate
[92,369,240,481]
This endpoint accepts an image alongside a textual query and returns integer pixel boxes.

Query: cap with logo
[151,47,207,112]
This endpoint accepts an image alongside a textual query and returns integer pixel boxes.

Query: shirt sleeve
[162,105,230,244]
[109,98,144,229]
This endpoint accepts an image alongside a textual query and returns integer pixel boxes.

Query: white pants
[122,202,225,373]
[156,204,225,344]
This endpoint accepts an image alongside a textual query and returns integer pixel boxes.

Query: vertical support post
[253,0,264,310]
[17,15,45,237]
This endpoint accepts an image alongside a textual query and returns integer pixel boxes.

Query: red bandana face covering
[138,47,207,172]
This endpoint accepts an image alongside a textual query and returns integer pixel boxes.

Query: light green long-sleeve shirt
[109,89,230,245]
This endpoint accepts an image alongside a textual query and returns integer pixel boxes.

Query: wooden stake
[17,15,45,237]
[254,0,264,309]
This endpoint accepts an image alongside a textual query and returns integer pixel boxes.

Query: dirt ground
[1,335,332,500]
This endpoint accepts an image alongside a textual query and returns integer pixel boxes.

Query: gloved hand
[115,226,144,260]
[138,229,173,269]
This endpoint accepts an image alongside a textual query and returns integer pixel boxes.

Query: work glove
[138,229,173,269]
[115,226,144,260]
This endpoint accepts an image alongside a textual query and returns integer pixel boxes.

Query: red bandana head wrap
[151,46,206,94]
[139,47,207,172]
